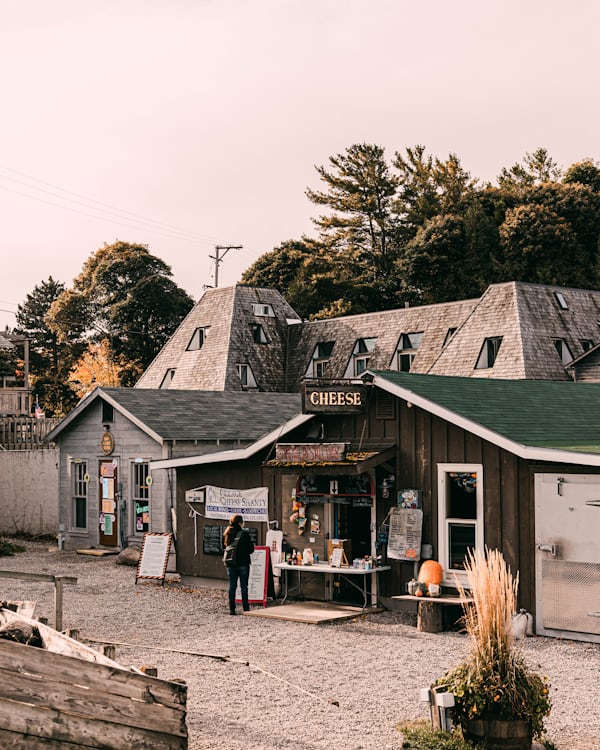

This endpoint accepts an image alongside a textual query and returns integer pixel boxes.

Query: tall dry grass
[457,547,518,665]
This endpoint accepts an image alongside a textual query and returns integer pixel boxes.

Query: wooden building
[153,373,600,643]
[45,388,303,555]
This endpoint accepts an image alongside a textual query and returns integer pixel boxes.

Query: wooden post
[54,577,64,631]
[417,601,443,633]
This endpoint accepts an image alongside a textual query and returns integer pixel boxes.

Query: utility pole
[210,245,242,288]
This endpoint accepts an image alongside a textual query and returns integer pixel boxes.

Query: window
[554,292,568,310]
[438,465,483,585]
[237,363,257,388]
[101,400,114,423]
[305,341,335,378]
[580,339,594,353]
[132,461,150,534]
[252,303,274,317]
[394,331,423,372]
[252,324,268,344]
[475,336,503,369]
[186,327,208,350]
[344,337,377,378]
[552,338,573,365]
[159,369,176,388]
[443,328,457,348]
[72,460,88,530]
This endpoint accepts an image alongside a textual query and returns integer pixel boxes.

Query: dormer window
[252,303,274,317]
[581,339,594,353]
[186,327,208,351]
[306,341,335,379]
[553,338,573,365]
[252,324,268,344]
[237,363,257,388]
[443,328,457,348]
[475,337,502,369]
[554,292,568,310]
[160,368,176,388]
[394,332,423,372]
[344,337,377,378]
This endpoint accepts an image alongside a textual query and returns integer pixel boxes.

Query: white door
[535,473,600,642]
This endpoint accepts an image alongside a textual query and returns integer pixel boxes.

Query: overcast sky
[1,0,598,329]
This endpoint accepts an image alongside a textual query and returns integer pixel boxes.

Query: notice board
[386,508,423,561]
[136,532,172,584]
[235,546,270,607]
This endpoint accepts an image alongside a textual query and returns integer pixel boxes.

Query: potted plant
[435,548,551,750]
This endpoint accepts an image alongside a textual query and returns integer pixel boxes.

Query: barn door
[99,460,119,546]
[535,473,600,641]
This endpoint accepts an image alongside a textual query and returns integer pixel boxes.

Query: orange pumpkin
[417,559,443,586]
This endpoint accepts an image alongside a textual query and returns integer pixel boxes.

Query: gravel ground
[0,540,599,750]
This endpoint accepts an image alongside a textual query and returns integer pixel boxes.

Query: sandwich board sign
[235,546,270,607]
[136,532,172,585]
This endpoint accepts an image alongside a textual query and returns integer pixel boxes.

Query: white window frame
[159,368,176,388]
[437,463,484,587]
[393,331,423,372]
[132,460,150,534]
[71,460,88,531]
[252,323,268,344]
[186,327,208,351]
[343,337,377,378]
[237,363,257,388]
[552,338,573,365]
[475,336,503,369]
[252,303,274,317]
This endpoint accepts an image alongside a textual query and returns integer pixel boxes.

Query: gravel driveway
[0,541,598,750]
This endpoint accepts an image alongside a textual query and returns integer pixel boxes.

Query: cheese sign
[303,385,366,413]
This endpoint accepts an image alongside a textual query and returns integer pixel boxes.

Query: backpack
[223,529,242,567]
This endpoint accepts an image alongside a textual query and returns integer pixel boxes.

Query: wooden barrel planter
[463,717,532,749]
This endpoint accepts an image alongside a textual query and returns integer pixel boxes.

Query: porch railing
[0,417,61,450]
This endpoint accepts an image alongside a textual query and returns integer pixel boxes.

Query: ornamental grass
[436,548,551,740]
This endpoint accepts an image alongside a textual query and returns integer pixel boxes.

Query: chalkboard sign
[203,525,226,555]
[235,546,270,606]
[203,525,259,555]
[136,533,172,585]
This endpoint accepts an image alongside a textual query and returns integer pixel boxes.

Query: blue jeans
[227,565,250,612]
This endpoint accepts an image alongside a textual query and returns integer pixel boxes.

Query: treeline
[242,145,600,319]
[8,145,600,416]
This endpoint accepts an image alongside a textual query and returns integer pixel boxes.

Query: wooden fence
[0,417,61,450]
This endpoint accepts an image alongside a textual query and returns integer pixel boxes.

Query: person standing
[223,514,254,615]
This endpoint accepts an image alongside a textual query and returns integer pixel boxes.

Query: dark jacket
[224,526,254,566]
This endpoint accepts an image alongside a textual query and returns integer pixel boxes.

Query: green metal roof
[371,371,600,453]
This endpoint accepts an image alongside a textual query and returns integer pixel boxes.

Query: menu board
[203,525,259,555]
[387,508,423,561]
[203,524,226,555]
[235,546,270,606]
[136,533,172,584]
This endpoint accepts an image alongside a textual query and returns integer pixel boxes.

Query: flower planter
[463,717,532,749]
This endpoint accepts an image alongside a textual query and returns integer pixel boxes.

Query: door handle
[536,543,558,556]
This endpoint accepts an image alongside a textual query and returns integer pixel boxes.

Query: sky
[1,0,599,330]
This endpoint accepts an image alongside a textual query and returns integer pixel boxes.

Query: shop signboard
[303,384,366,414]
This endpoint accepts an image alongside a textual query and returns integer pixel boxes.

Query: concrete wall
[0,449,59,537]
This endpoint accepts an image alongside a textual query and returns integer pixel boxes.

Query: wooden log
[417,601,443,633]
[141,665,158,677]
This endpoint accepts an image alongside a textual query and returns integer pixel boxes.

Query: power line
[0,165,225,245]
